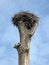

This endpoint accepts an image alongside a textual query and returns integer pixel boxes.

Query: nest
[12,12,38,29]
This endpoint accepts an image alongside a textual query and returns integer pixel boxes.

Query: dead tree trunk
[12,12,38,65]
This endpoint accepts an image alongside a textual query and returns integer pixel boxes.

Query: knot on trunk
[14,43,29,54]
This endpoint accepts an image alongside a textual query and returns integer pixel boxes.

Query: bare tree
[12,12,38,65]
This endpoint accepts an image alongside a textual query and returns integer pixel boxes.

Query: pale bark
[12,12,38,65]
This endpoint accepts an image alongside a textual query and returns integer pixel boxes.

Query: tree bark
[12,12,38,65]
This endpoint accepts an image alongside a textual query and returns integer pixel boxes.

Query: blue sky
[0,0,49,65]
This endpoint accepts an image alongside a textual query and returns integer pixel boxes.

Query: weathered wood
[12,12,38,65]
